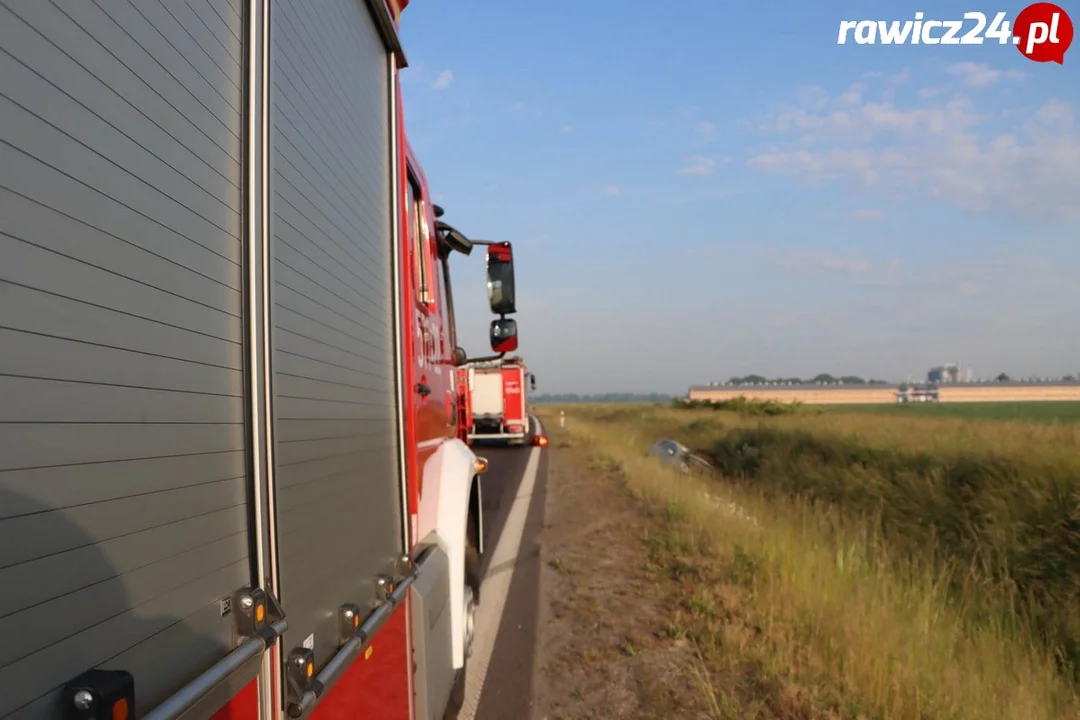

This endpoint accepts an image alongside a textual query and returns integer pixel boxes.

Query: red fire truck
[0,1,541,719]
[462,358,537,446]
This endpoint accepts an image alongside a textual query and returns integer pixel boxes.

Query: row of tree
[530,374,1080,405]
[530,392,673,404]
[725,374,890,385]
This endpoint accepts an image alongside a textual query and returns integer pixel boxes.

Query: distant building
[686,378,1080,405]
[927,363,960,383]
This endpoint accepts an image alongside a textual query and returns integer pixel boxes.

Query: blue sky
[397,0,1080,394]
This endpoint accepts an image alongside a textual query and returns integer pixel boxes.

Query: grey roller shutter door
[0,0,253,717]
[269,0,403,671]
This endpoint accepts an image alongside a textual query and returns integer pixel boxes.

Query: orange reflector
[352,614,360,628]
[533,434,549,447]
[255,604,265,623]
[473,457,488,473]
[306,662,313,679]
[112,698,129,720]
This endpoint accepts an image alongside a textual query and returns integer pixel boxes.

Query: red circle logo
[1013,2,1074,63]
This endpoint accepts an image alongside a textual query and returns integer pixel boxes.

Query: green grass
[541,404,1080,678]
[542,406,1080,719]
[821,401,1080,423]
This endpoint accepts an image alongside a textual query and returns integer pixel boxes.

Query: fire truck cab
[0,1,524,719]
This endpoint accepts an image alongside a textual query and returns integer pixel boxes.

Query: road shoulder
[531,439,717,719]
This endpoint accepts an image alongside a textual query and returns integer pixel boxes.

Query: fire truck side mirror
[452,346,467,366]
[489,317,518,353]
[485,242,516,315]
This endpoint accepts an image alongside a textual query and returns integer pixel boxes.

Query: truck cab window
[441,253,457,348]
[407,173,431,305]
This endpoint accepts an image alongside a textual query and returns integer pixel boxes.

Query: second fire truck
[460,358,537,446]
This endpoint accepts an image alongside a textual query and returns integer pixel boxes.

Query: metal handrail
[143,619,288,720]
[286,548,434,718]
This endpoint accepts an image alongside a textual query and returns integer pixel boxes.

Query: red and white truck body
[465,359,530,444]
[0,1,523,719]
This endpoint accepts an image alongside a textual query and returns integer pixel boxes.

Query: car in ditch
[646,439,717,476]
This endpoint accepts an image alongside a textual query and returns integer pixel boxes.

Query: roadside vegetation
[535,403,1080,719]
[676,396,820,416]
[677,396,1080,424]
[821,400,1080,424]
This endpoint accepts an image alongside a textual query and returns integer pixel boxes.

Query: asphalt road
[458,416,550,720]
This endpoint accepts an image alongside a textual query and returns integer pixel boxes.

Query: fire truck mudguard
[409,544,455,720]
[415,438,485,671]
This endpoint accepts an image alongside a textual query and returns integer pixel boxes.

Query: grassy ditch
[537,405,1080,720]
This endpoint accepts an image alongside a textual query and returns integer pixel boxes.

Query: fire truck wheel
[446,535,481,718]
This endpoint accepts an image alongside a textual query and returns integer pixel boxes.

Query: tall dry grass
[538,404,1080,719]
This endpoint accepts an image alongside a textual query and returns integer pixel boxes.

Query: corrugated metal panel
[270,0,402,671]
[0,0,250,717]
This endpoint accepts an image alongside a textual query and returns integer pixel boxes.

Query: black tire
[444,663,466,719]
[444,528,482,718]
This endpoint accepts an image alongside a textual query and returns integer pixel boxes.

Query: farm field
[822,400,1080,423]
[534,402,1080,719]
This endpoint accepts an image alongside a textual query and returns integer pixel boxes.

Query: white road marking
[460,416,544,719]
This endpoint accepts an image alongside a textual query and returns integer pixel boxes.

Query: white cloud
[836,81,868,107]
[559,124,573,133]
[747,74,1080,221]
[766,251,1080,316]
[773,249,870,277]
[600,184,621,196]
[677,154,732,176]
[868,257,1080,309]
[946,62,1025,88]
[796,85,829,111]
[696,121,717,136]
[678,156,716,176]
[513,100,527,111]
[758,93,981,141]
[431,70,454,90]
[1034,98,1073,128]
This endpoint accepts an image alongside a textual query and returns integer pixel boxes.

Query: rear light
[532,434,549,447]
[63,670,134,720]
